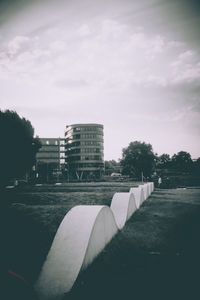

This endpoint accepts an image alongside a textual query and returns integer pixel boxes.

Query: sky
[0,0,200,160]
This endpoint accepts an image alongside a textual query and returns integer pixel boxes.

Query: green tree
[120,141,156,178]
[171,151,193,172]
[0,110,41,188]
[156,153,171,168]
[193,158,200,176]
[104,160,121,175]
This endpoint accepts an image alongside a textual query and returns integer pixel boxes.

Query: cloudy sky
[0,0,200,160]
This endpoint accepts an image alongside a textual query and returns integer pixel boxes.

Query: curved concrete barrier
[147,182,151,194]
[146,183,151,198]
[139,182,155,200]
[129,187,144,209]
[147,182,154,194]
[139,184,149,201]
[35,205,118,300]
[110,192,137,229]
[35,183,153,299]
[151,182,154,192]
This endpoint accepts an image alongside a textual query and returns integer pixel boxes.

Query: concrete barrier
[139,184,150,201]
[35,182,155,299]
[129,187,144,209]
[138,182,155,200]
[146,183,151,198]
[35,205,118,300]
[147,182,154,194]
[110,192,137,229]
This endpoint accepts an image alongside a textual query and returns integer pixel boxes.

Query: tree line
[1,109,199,187]
[106,141,200,182]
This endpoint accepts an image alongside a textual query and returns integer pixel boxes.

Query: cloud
[1,18,192,90]
[77,24,91,37]
[55,79,88,89]
[170,49,200,84]
[1,15,200,109]
[179,50,194,61]
[7,35,31,55]
[0,0,200,160]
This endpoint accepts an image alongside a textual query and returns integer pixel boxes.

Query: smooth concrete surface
[35,183,155,299]
[147,182,154,193]
[139,184,148,201]
[139,182,155,201]
[110,192,137,229]
[129,187,144,209]
[146,183,151,198]
[35,205,118,300]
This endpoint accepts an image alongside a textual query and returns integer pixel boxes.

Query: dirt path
[66,188,200,300]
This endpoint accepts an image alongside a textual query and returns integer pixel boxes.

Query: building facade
[65,124,104,179]
[36,138,65,182]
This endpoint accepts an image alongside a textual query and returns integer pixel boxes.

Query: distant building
[35,124,105,181]
[65,124,104,179]
[36,138,65,182]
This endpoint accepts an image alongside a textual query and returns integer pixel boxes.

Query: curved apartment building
[65,124,104,179]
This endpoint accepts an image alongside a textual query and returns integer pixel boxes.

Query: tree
[171,151,193,172]
[156,153,171,168]
[0,110,41,188]
[120,141,156,178]
[193,158,200,176]
[104,160,121,175]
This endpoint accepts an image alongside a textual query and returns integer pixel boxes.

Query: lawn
[68,188,200,300]
[3,184,200,300]
[3,181,138,283]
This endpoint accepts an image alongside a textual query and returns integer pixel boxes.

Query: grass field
[3,181,139,283]
[3,183,200,300]
[68,188,200,300]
